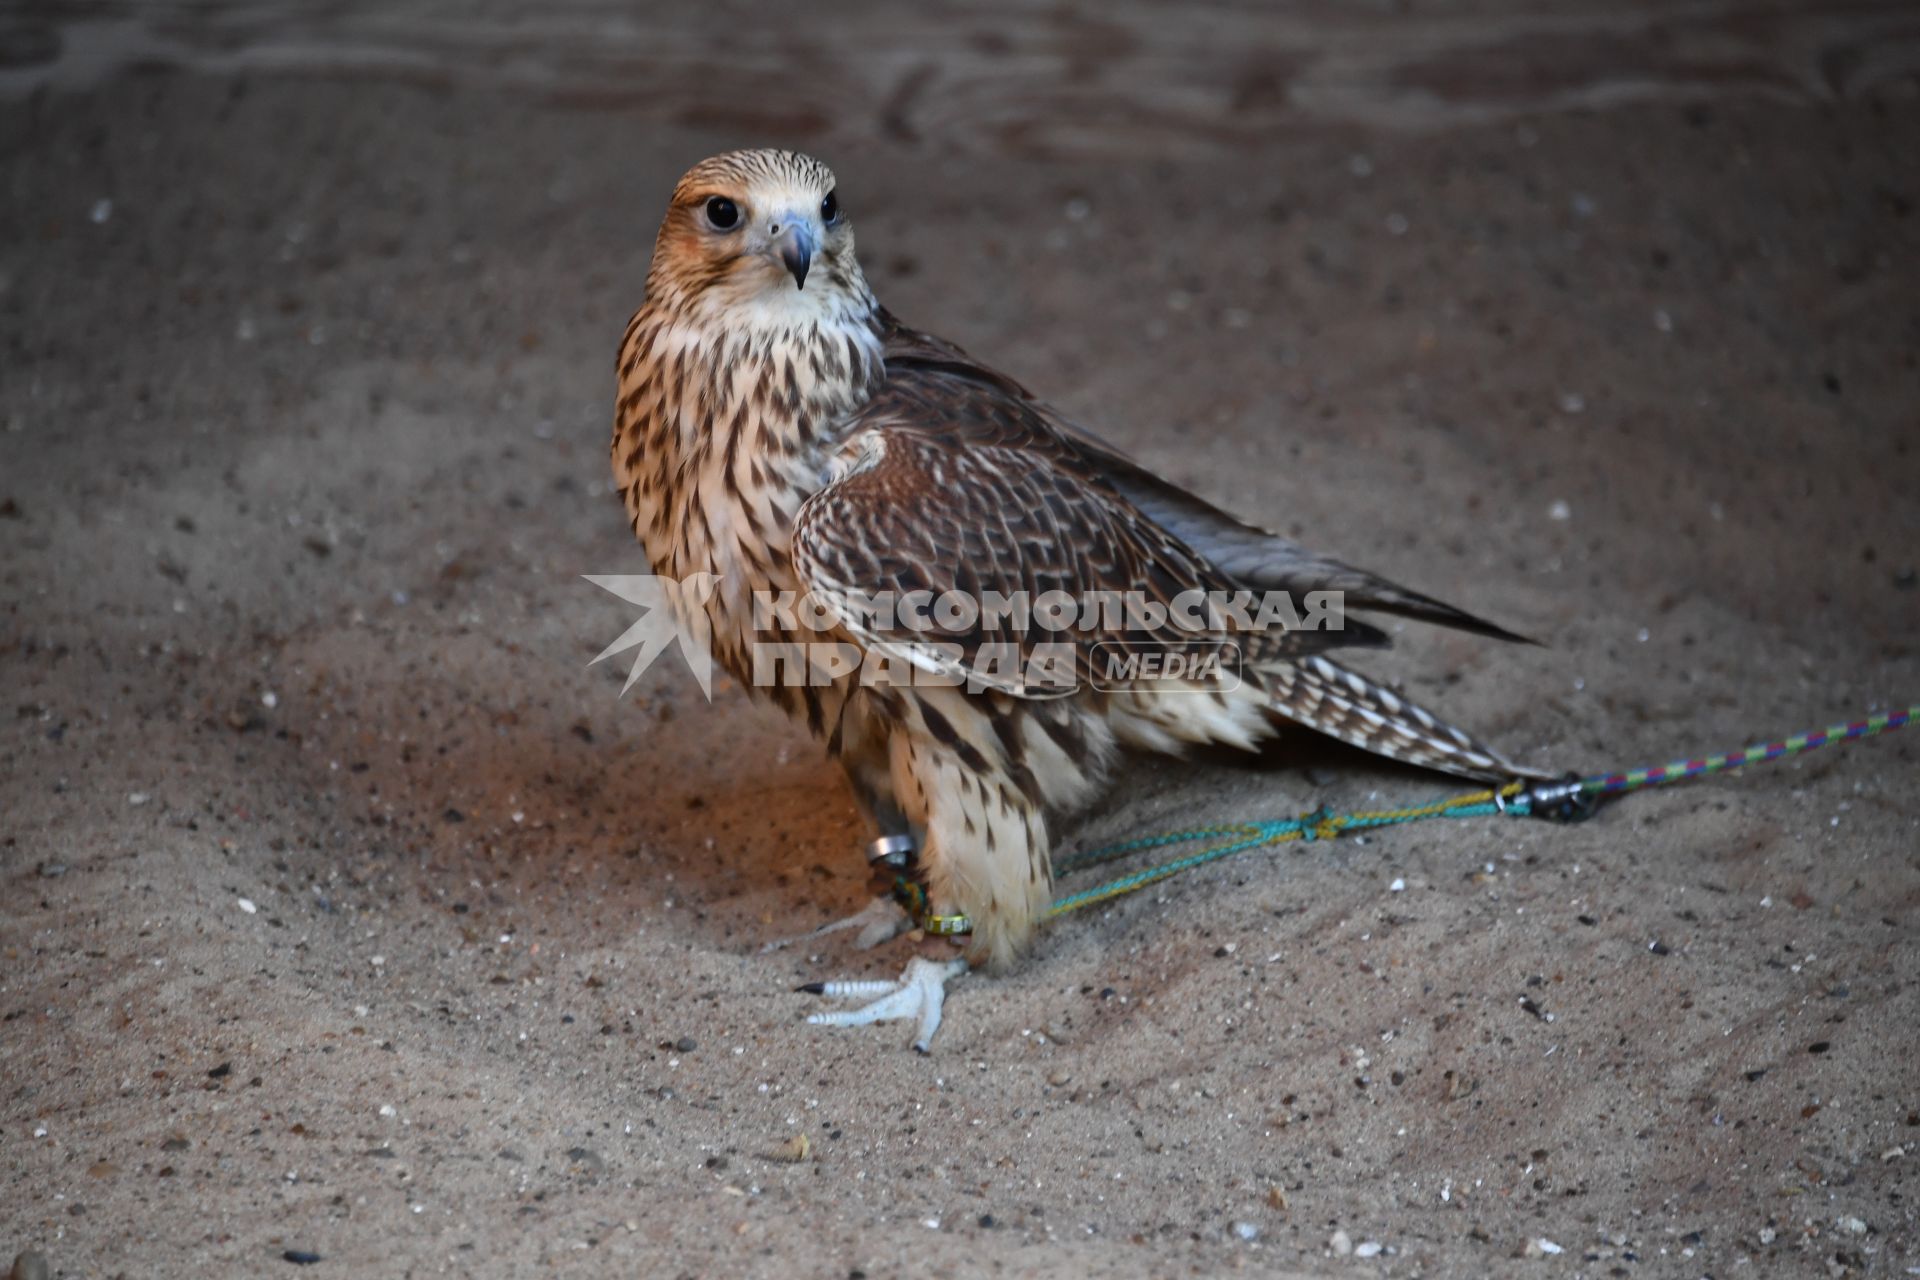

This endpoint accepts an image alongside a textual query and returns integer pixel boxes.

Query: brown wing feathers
[873,316,1531,649]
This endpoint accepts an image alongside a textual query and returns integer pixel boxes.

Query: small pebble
[10,1251,51,1280]
[764,1133,810,1164]
[282,1251,321,1265]
[1548,500,1572,522]
[1234,1222,1259,1242]
[1329,1229,1353,1255]
[1355,1240,1384,1257]
[237,898,257,914]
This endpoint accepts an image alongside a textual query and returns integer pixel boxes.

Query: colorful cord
[893,704,1916,936]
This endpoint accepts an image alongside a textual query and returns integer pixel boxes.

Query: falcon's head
[647,149,870,319]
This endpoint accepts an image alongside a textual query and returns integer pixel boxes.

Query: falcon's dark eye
[704,196,740,230]
[820,190,840,224]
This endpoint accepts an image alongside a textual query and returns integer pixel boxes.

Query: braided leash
[880,704,1916,937]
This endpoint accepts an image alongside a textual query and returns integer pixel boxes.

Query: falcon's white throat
[674,254,877,332]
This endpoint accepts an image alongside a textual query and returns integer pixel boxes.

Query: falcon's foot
[758,895,914,955]
[800,956,968,1054]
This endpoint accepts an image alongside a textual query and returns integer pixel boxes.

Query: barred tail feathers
[1266,655,1547,784]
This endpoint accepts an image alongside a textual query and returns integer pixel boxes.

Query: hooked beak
[772,219,816,289]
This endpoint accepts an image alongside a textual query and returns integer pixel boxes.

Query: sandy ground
[3,4,1919,1277]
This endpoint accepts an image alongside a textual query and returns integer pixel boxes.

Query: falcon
[612,149,1545,1050]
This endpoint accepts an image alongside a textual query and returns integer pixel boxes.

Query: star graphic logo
[583,573,722,700]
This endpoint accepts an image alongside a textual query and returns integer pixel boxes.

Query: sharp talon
[794,982,826,995]
[803,956,967,1052]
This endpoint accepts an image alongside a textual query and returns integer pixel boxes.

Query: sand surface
[3,4,1918,1276]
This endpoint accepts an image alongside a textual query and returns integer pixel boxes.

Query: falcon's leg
[889,718,1054,974]
[800,953,968,1054]
[762,746,920,954]
[797,695,1072,1050]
